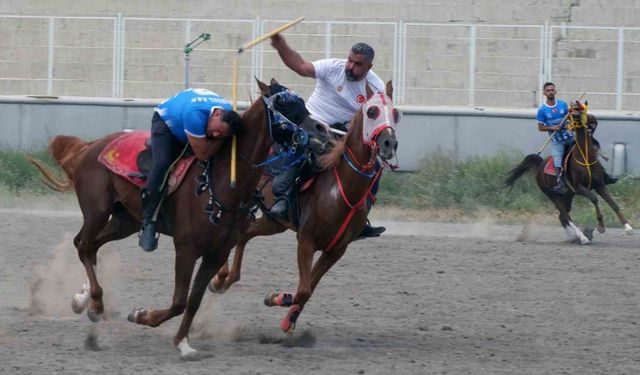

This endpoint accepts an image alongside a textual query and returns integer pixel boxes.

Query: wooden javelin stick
[230,56,239,188]
[237,16,305,54]
[229,16,305,188]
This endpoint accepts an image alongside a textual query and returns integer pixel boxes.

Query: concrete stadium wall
[4,0,640,26]
[1,97,638,176]
[2,1,640,110]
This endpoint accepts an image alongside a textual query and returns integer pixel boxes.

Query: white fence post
[468,24,476,106]
[47,18,55,95]
[324,22,332,59]
[616,28,624,111]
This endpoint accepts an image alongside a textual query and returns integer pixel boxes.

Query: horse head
[362,81,399,164]
[256,78,332,155]
[567,100,596,135]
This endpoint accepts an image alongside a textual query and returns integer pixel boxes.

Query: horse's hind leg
[71,212,139,317]
[575,184,606,233]
[73,211,110,321]
[595,186,634,234]
[211,217,286,293]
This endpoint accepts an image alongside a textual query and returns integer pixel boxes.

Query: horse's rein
[568,109,598,189]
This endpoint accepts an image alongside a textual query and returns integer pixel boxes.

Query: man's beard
[345,69,359,81]
[546,94,555,100]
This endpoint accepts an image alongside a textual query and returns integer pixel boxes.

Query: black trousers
[145,112,184,194]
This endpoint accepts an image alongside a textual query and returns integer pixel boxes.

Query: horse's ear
[270,78,280,86]
[255,77,269,96]
[385,80,393,100]
[365,81,374,99]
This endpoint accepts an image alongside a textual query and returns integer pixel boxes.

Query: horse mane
[317,132,347,170]
[587,113,598,129]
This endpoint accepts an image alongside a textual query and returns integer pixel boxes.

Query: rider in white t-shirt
[307,58,385,126]
[268,33,386,239]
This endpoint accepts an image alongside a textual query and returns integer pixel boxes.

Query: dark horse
[28,78,332,358]
[210,81,399,332]
[505,101,633,243]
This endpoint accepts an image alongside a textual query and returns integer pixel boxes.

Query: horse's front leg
[595,185,634,234]
[264,238,315,332]
[174,249,231,359]
[549,194,590,244]
[128,249,197,328]
[575,184,606,233]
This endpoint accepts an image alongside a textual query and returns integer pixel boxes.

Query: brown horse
[505,101,633,243]
[210,81,399,332]
[29,78,332,358]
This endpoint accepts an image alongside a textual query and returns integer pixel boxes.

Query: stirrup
[265,199,289,224]
[551,181,565,193]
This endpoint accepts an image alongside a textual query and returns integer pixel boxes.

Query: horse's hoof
[71,296,86,314]
[597,225,606,234]
[127,307,145,323]
[580,237,591,245]
[207,279,226,294]
[583,227,594,241]
[264,292,278,307]
[87,309,102,323]
[280,305,301,333]
[624,223,634,234]
[176,337,205,360]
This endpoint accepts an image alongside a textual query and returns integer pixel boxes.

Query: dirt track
[1,209,639,374]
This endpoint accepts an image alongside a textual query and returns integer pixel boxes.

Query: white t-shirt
[307,58,385,125]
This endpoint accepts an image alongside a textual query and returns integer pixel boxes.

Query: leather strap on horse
[568,101,598,190]
[324,166,383,252]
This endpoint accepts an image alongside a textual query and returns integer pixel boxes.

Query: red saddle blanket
[543,146,574,176]
[543,156,556,176]
[98,131,196,195]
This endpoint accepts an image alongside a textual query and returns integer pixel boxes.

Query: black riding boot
[604,172,618,185]
[139,188,162,252]
[552,167,565,193]
[268,167,298,224]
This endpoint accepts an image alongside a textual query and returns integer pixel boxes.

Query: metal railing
[1,15,640,110]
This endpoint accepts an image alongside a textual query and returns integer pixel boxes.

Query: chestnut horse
[29,78,331,358]
[505,101,633,243]
[210,81,399,332]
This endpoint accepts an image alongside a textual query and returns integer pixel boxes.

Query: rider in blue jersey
[537,82,571,192]
[140,88,243,252]
[537,82,617,193]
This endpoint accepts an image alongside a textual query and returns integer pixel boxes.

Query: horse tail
[504,154,543,188]
[28,135,92,192]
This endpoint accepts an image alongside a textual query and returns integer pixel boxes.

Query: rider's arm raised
[271,33,316,78]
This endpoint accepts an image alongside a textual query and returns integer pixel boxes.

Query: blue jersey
[156,88,232,143]
[536,100,573,142]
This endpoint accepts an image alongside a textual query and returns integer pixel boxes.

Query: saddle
[98,131,196,195]
[543,145,575,177]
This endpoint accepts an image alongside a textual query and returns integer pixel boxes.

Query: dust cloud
[28,233,123,319]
